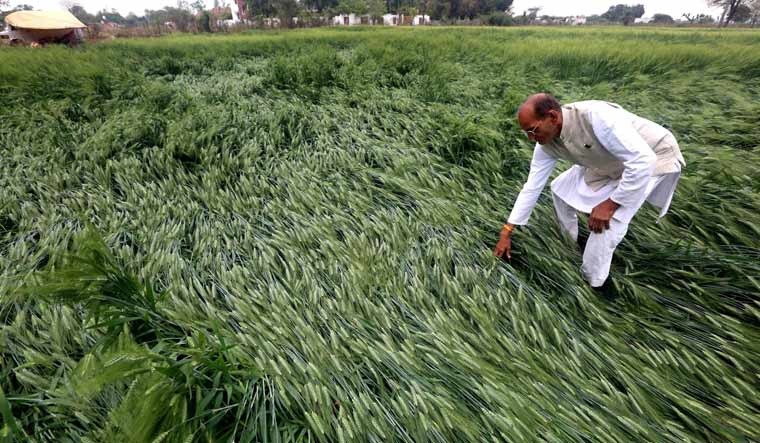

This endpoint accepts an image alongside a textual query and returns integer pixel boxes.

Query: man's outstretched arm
[494,145,557,260]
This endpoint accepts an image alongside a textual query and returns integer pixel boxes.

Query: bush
[485,12,514,26]
[652,13,675,24]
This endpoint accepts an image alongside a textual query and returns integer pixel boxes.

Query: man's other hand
[589,198,620,233]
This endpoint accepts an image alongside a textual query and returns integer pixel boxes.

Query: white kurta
[507,105,682,226]
[505,103,683,287]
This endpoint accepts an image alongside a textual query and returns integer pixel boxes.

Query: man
[493,93,685,289]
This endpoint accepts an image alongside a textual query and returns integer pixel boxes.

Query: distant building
[571,16,586,25]
[210,6,232,20]
[233,0,247,22]
[332,14,362,25]
[383,13,400,25]
[100,20,123,30]
[383,13,413,25]
[412,15,430,25]
[263,17,280,27]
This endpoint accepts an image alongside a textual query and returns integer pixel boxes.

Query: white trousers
[552,192,629,287]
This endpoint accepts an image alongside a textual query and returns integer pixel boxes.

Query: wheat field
[1,27,759,442]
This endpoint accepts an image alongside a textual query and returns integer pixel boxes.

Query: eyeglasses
[523,124,540,138]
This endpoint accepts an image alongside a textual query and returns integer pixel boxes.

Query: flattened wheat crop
[1,27,759,443]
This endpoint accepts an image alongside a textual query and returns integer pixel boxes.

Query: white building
[230,1,241,23]
[383,13,400,25]
[332,14,362,25]
[412,14,431,25]
[263,17,281,27]
[571,16,586,25]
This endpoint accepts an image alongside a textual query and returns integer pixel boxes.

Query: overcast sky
[18,0,723,19]
[512,0,721,19]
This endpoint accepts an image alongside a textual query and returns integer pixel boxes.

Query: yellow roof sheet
[5,10,86,30]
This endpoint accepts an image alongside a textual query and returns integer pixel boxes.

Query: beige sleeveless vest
[540,101,685,191]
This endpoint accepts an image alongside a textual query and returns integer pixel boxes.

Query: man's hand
[589,198,620,233]
[493,225,513,261]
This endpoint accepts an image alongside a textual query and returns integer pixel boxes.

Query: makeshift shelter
[1,10,86,45]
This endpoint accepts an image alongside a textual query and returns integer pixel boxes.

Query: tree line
[2,0,758,29]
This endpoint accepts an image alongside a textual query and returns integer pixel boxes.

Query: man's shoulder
[565,100,624,112]
[567,101,632,130]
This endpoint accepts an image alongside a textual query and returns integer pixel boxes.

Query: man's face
[519,109,561,145]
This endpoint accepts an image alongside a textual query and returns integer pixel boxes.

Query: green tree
[710,0,746,26]
[486,11,513,25]
[601,4,644,25]
[302,0,339,12]
[428,0,513,19]
[367,0,386,18]
[731,3,752,21]
[682,12,715,24]
[97,9,127,24]
[124,12,144,26]
[246,0,274,17]
[651,13,674,24]
[273,0,300,26]
[66,4,97,23]
[585,14,607,23]
[427,0,450,19]
[749,0,760,25]
[198,10,212,30]
[145,6,195,31]
[337,0,367,14]
[520,6,540,24]
[484,0,513,14]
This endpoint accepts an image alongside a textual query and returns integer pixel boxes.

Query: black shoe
[592,279,618,301]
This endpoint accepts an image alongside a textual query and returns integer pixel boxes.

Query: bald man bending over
[493,93,685,291]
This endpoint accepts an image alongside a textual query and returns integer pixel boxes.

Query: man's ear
[548,109,560,123]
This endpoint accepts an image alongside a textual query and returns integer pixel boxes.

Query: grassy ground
[1,27,759,442]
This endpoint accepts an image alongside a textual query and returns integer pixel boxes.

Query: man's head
[517,93,563,145]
